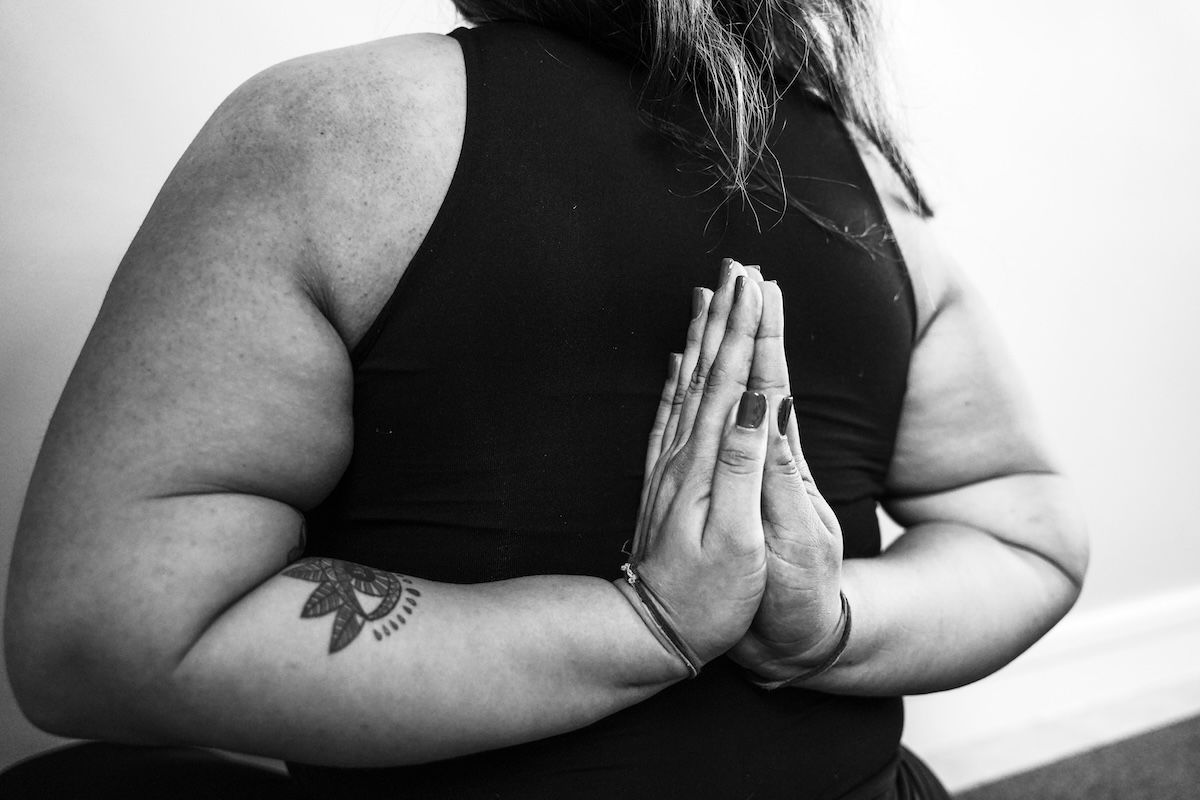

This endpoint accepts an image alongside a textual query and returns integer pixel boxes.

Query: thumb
[779,396,842,538]
[763,396,816,534]
[704,391,769,555]
[762,400,827,558]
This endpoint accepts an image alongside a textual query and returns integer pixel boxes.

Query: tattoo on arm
[282,557,422,653]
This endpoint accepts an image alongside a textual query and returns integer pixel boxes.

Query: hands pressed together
[618,259,849,688]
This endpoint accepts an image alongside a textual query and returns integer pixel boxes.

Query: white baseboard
[902,586,1200,793]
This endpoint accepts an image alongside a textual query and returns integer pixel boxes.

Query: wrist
[610,578,694,683]
[742,591,852,689]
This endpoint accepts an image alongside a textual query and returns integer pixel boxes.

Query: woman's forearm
[810,521,1081,696]
[10,268,771,769]
[58,565,684,766]
[735,472,1087,696]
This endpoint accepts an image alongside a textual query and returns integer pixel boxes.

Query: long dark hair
[451,0,930,221]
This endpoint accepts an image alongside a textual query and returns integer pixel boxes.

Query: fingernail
[719,257,738,284]
[777,396,794,436]
[668,352,682,376]
[746,264,762,275]
[736,391,766,429]
[691,287,705,319]
[733,275,745,303]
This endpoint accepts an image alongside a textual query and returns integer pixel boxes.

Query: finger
[686,273,765,457]
[634,288,710,561]
[718,257,763,285]
[749,279,790,396]
[671,263,753,452]
[642,352,682,504]
[704,391,769,553]
[633,351,685,560]
[645,281,758,561]
[781,396,809,488]
[780,397,842,537]
[717,256,736,286]
[661,287,712,457]
[762,395,821,547]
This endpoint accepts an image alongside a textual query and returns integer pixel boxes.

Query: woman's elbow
[1038,477,1090,599]
[4,592,174,743]
[5,608,96,738]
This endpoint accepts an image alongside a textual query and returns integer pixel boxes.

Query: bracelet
[619,562,703,678]
[750,591,852,691]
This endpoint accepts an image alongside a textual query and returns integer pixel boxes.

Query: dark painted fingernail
[719,257,737,284]
[691,287,705,319]
[733,275,745,303]
[668,352,682,376]
[737,391,766,429]
[777,396,794,436]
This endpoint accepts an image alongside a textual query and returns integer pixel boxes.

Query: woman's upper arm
[5,61,361,719]
[6,35,468,736]
[885,209,1054,496]
[860,150,1089,585]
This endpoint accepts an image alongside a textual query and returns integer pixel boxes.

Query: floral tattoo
[282,557,421,653]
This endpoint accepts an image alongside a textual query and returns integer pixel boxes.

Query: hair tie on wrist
[751,591,852,691]
[619,562,702,678]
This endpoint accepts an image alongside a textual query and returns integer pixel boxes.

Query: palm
[639,261,845,677]
[734,264,845,671]
[747,469,842,656]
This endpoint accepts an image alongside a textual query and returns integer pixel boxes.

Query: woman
[5,1,1088,798]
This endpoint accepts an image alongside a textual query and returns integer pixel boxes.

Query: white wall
[885,0,1200,612]
[884,2,1200,787]
[2,0,1198,782]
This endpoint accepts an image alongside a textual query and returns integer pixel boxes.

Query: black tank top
[294,21,916,800]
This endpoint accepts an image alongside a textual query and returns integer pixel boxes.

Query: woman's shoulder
[229,32,463,124]
[220,30,466,206]
[850,131,949,338]
[204,34,464,165]
[198,32,466,344]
